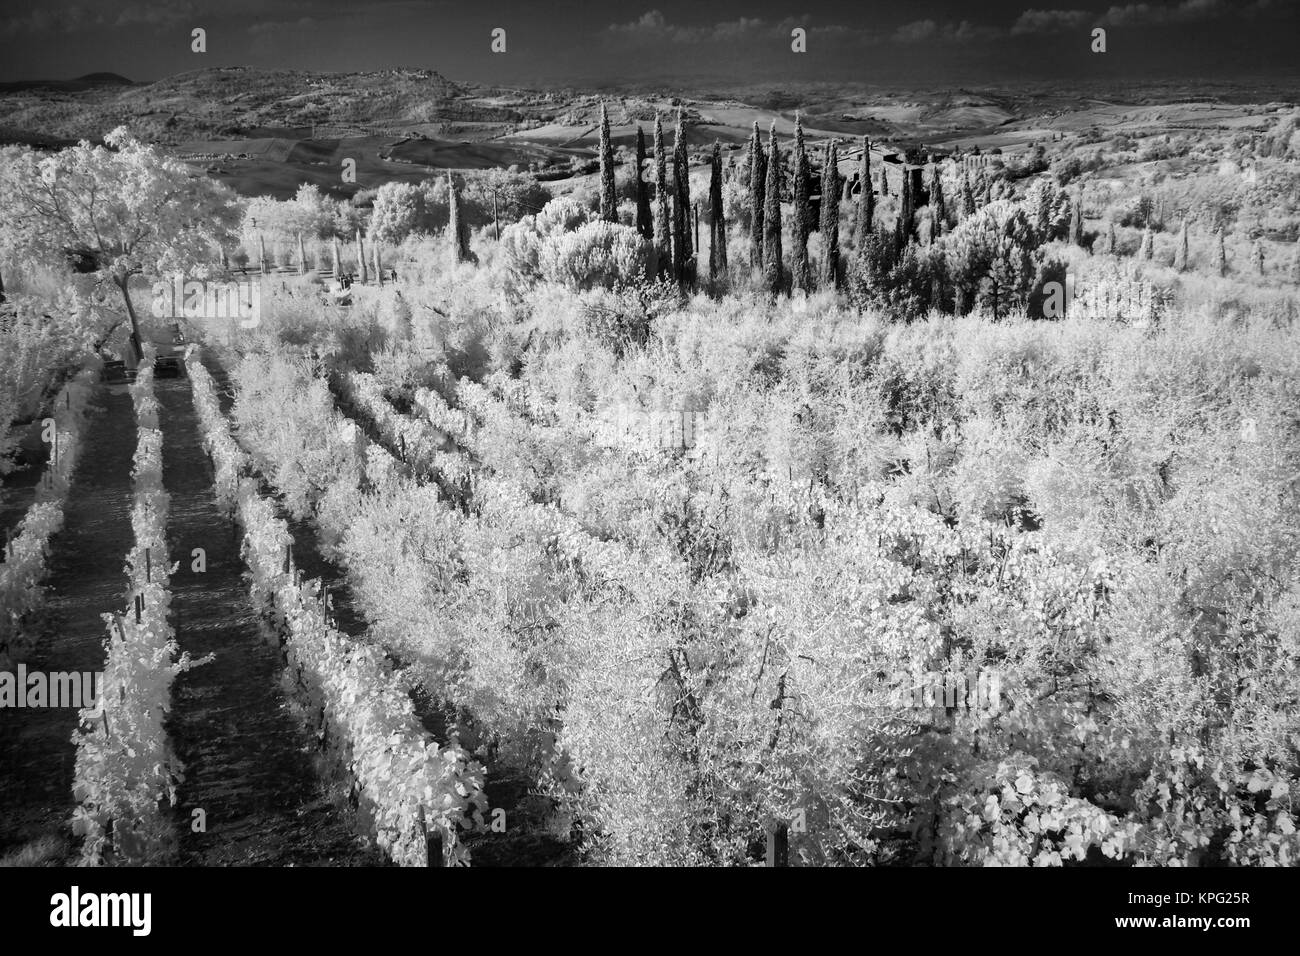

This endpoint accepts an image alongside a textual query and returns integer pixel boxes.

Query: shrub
[538,220,655,291]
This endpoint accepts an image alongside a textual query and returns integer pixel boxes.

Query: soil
[156,376,384,866]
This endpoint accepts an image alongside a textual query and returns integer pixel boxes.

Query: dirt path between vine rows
[0,386,132,860]
[155,375,383,866]
[0,462,42,547]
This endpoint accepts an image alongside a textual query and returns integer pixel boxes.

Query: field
[0,71,1298,868]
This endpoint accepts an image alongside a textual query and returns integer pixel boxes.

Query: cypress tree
[1107,220,1118,256]
[1174,219,1189,272]
[819,138,841,288]
[1139,226,1153,261]
[929,164,947,236]
[762,121,784,295]
[854,137,873,248]
[709,140,728,283]
[448,172,470,263]
[1291,242,1300,283]
[960,173,975,219]
[598,102,617,223]
[1252,239,1265,275]
[895,164,915,250]
[790,114,812,292]
[634,126,653,240]
[1213,229,1227,276]
[672,110,693,286]
[748,120,766,271]
[880,162,889,196]
[653,114,672,279]
[1069,192,1084,246]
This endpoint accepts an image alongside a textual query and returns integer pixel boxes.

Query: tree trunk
[116,275,144,363]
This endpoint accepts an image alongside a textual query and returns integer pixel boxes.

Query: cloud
[0,4,102,38]
[1009,0,1287,35]
[112,2,198,28]
[1100,0,1246,26]
[892,19,937,43]
[604,10,875,46]
[1011,8,1091,35]
[892,19,1002,43]
[247,16,318,36]
[606,10,763,43]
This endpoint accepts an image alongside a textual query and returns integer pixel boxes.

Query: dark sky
[1,0,1297,88]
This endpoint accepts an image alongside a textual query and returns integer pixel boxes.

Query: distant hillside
[0,67,513,145]
[0,72,135,94]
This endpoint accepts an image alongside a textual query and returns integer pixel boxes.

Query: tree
[1292,242,1300,283]
[1251,239,1265,275]
[672,111,694,287]
[653,114,672,279]
[1106,220,1118,256]
[1069,191,1084,246]
[960,173,975,219]
[749,121,766,271]
[819,139,841,288]
[599,103,617,223]
[1139,226,1153,261]
[979,232,1034,320]
[940,200,1038,319]
[1213,229,1227,276]
[1174,219,1189,272]
[762,122,784,295]
[708,141,728,284]
[1025,179,1070,243]
[448,172,471,263]
[880,162,890,197]
[452,168,550,232]
[635,126,653,241]
[929,164,948,237]
[895,165,915,251]
[0,127,238,362]
[855,137,874,250]
[790,115,812,292]
[369,181,424,245]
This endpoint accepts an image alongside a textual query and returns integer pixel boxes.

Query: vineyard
[1,108,1298,869]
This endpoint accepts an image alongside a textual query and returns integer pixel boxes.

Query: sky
[1,0,1297,88]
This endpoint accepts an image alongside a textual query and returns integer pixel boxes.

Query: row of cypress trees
[748,117,853,295]
[595,104,1022,297]
[599,103,724,288]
